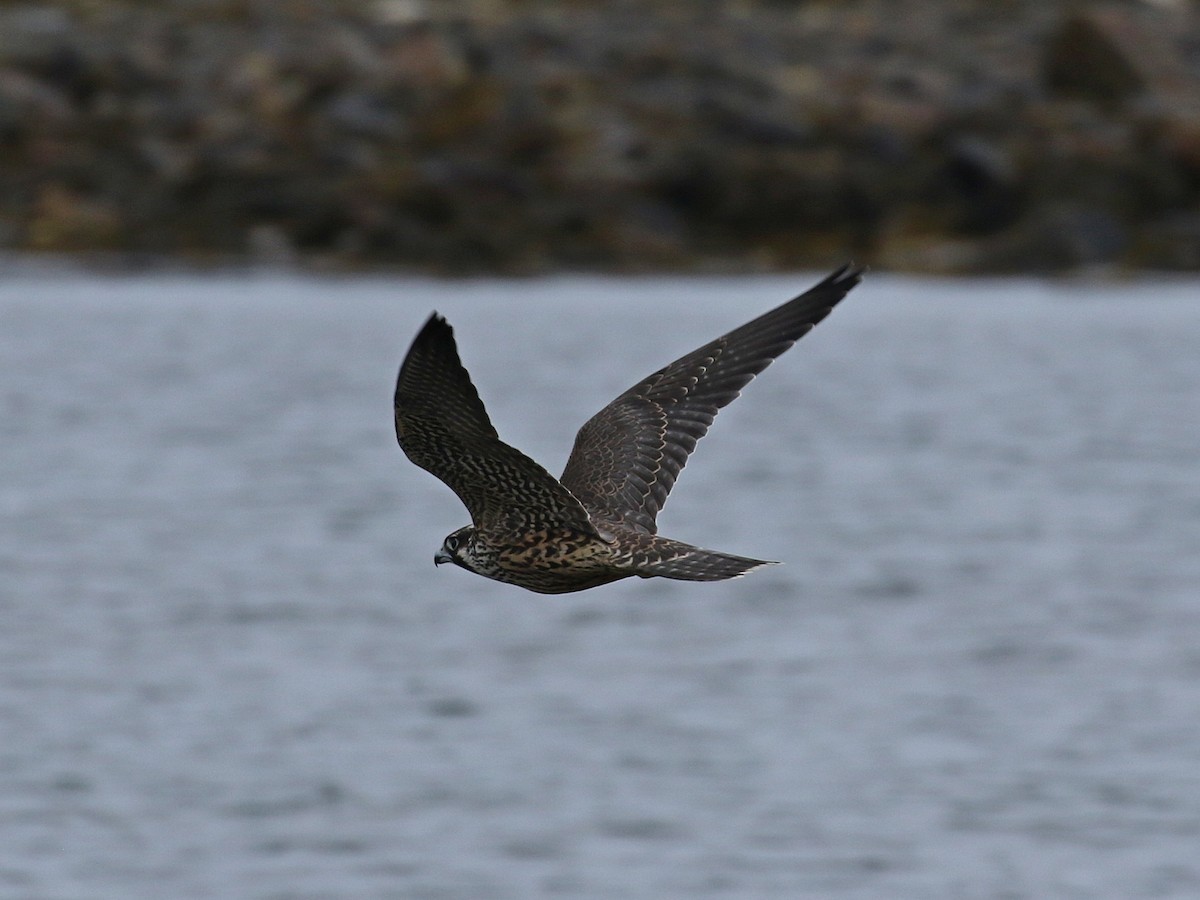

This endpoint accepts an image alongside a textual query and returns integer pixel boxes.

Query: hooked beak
[434,548,452,567]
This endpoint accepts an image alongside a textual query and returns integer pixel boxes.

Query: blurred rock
[27,184,124,252]
[247,223,299,267]
[1132,213,1200,269]
[382,22,470,89]
[990,204,1129,272]
[0,66,76,122]
[1043,11,1147,108]
[927,136,1021,235]
[323,90,406,139]
[1044,6,1200,112]
[374,1,433,27]
[0,6,74,68]
[0,0,1198,272]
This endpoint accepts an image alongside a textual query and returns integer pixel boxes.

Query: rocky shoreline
[3,0,1200,273]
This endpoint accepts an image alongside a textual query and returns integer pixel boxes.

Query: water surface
[2,269,1199,899]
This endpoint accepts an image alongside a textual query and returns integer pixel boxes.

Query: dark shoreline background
[3,0,1200,274]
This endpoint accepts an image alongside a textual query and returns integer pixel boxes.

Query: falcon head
[434,525,477,570]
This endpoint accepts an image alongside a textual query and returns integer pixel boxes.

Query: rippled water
[2,267,1199,899]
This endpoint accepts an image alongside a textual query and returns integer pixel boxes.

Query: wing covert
[395,314,598,537]
[560,265,862,533]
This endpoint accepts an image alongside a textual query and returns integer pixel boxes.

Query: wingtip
[736,560,781,578]
[805,262,865,311]
[829,261,867,287]
[411,311,454,349]
[397,311,456,402]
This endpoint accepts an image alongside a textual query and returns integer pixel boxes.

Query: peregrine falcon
[394,265,862,593]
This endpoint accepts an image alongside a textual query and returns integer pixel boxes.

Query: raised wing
[395,314,598,537]
[560,265,862,533]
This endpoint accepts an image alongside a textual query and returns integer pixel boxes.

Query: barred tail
[633,536,778,583]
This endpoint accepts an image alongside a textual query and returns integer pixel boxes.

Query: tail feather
[632,535,778,583]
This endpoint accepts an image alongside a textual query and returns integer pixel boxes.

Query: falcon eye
[445,535,459,551]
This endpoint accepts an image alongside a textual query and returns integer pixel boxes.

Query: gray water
[2,268,1199,899]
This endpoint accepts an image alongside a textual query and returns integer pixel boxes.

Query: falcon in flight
[394,265,862,594]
